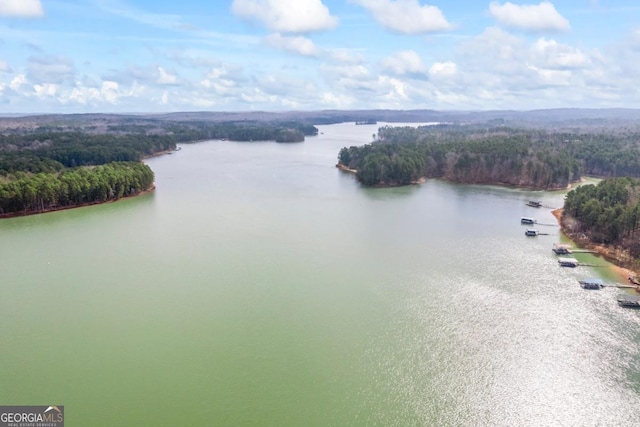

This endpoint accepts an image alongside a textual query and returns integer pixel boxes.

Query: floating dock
[617,294,640,308]
[551,243,596,254]
[579,278,604,289]
[552,243,572,255]
[558,257,579,267]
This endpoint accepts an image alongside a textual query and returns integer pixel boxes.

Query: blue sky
[1,0,640,113]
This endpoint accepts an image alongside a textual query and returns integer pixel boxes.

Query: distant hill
[2,108,640,133]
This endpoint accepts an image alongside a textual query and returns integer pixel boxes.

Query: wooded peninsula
[337,124,640,188]
[560,178,640,273]
[0,116,318,217]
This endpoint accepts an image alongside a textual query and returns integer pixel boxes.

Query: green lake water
[1,123,639,426]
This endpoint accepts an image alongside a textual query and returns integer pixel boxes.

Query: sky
[1,0,640,113]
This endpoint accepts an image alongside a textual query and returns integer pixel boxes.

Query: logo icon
[0,405,64,426]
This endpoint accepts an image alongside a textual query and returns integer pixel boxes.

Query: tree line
[563,177,640,258]
[163,121,317,143]
[337,125,640,188]
[0,162,154,215]
[0,133,176,175]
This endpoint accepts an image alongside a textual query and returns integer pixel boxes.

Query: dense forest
[164,121,317,143]
[0,132,168,215]
[0,120,318,216]
[0,162,154,215]
[562,178,640,265]
[337,125,640,188]
[0,133,176,175]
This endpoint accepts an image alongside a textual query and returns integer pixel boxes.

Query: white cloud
[0,60,11,72]
[441,26,620,108]
[33,83,58,99]
[429,61,457,78]
[380,76,409,101]
[319,62,379,96]
[531,38,590,69]
[10,74,27,91]
[319,61,425,107]
[253,74,317,97]
[321,63,370,80]
[231,0,338,33]
[352,0,452,34]
[264,33,319,56]
[320,92,356,108]
[0,0,44,18]
[240,87,276,104]
[527,64,572,86]
[489,1,570,32]
[69,85,101,105]
[160,91,169,105]
[157,67,178,85]
[381,50,427,76]
[64,81,145,106]
[456,27,527,76]
[200,67,241,96]
[99,81,120,104]
[327,49,365,64]
[104,80,144,104]
[431,90,469,106]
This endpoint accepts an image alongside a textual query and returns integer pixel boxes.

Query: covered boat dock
[579,278,604,289]
[552,243,572,255]
[521,217,535,225]
[558,257,579,267]
[617,294,640,308]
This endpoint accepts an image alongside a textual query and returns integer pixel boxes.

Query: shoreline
[335,163,426,186]
[1,146,174,221]
[0,185,155,220]
[335,163,357,174]
[338,164,581,191]
[551,208,638,284]
[142,147,181,161]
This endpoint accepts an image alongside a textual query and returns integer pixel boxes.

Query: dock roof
[617,294,640,302]
[579,278,604,285]
[553,243,572,249]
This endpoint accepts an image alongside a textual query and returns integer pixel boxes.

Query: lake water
[1,123,639,426]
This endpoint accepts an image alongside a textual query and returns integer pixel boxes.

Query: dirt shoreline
[335,163,357,174]
[552,208,638,283]
[142,147,180,160]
